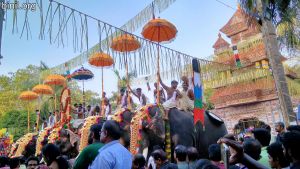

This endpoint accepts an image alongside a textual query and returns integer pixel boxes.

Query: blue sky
[1,0,237,102]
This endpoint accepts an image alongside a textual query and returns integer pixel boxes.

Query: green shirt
[73,142,104,169]
[258,146,271,168]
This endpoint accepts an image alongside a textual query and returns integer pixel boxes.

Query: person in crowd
[267,142,290,169]
[41,117,47,130]
[243,138,262,161]
[103,99,112,118]
[117,89,125,108]
[177,76,194,112]
[90,120,132,169]
[76,104,85,119]
[187,147,199,169]
[252,128,271,168]
[287,125,300,132]
[25,156,39,169]
[217,138,269,169]
[86,105,92,117]
[202,164,220,169]
[174,145,188,169]
[282,130,300,169]
[275,122,285,143]
[129,87,147,108]
[208,144,225,169]
[148,145,162,169]
[0,156,9,169]
[42,143,69,169]
[54,110,60,123]
[132,154,146,169]
[48,112,55,127]
[152,149,178,169]
[91,105,100,116]
[194,159,212,169]
[121,90,134,109]
[73,124,104,169]
[120,132,130,150]
[9,158,20,169]
[153,82,166,104]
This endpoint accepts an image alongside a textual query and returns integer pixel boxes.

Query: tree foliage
[239,0,300,55]
[0,110,36,141]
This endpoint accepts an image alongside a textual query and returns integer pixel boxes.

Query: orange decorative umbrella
[44,74,66,86]
[111,34,141,110]
[32,84,53,95]
[19,91,39,133]
[111,34,141,52]
[142,18,177,43]
[89,52,114,118]
[142,18,177,104]
[32,84,53,131]
[44,74,66,114]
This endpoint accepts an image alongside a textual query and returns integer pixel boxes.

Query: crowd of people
[1,120,300,169]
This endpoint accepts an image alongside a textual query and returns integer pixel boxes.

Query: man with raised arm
[129,86,147,108]
[158,74,182,119]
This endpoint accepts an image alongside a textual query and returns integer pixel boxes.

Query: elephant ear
[206,111,224,126]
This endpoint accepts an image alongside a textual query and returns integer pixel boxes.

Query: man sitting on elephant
[177,76,194,112]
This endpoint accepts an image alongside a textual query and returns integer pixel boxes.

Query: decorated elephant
[130,104,227,159]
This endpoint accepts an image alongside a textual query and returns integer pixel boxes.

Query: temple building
[209,6,300,133]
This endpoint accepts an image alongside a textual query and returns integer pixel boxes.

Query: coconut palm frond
[113,69,121,80]
[239,0,300,53]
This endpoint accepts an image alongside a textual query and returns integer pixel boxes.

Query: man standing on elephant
[90,120,132,169]
[74,124,104,169]
[159,74,182,119]
[129,86,147,108]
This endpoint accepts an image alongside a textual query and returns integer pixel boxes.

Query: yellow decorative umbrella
[32,84,53,131]
[89,52,114,118]
[19,91,38,133]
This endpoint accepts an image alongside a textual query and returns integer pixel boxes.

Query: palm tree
[113,69,135,92]
[239,0,300,124]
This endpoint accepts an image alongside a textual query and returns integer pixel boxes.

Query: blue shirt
[89,140,132,169]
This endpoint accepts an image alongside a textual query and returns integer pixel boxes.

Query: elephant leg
[172,134,179,147]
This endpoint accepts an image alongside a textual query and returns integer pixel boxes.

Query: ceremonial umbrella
[44,74,66,113]
[19,91,39,133]
[71,67,94,104]
[32,84,53,131]
[142,18,177,104]
[88,52,114,118]
[111,34,140,110]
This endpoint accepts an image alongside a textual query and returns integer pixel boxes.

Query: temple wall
[212,99,282,134]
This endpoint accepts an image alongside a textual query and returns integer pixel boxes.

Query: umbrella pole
[157,43,160,104]
[101,67,105,118]
[82,80,85,105]
[27,105,30,133]
[126,53,131,110]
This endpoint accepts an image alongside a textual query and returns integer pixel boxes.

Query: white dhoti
[162,91,178,110]
[177,90,194,112]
